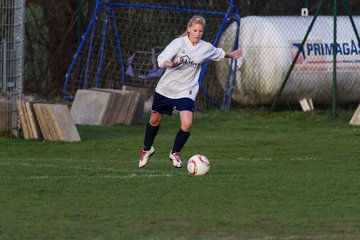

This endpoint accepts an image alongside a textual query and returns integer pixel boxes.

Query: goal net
[63,0,240,109]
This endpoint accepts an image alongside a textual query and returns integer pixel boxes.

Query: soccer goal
[63,0,241,109]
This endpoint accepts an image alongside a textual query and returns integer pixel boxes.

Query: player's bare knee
[149,112,162,126]
[181,122,192,132]
[149,117,161,126]
[149,119,160,126]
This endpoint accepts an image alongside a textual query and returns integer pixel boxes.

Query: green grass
[1,109,360,239]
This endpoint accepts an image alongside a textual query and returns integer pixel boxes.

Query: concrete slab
[125,91,141,125]
[122,86,146,123]
[33,103,52,141]
[299,98,310,112]
[91,88,123,126]
[350,103,360,125]
[37,104,60,141]
[43,104,60,141]
[132,92,144,124]
[122,85,148,99]
[117,90,132,124]
[70,89,112,125]
[47,104,81,142]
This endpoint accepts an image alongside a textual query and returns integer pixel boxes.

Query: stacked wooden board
[70,88,144,126]
[16,100,42,139]
[17,101,81,141]
[0,100,11,133]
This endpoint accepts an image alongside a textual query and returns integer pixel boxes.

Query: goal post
[63,0,241,109]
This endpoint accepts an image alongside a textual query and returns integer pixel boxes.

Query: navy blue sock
[143,123,159,151]
[172,128,190,153]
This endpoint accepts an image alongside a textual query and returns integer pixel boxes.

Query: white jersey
[155,36,225,101]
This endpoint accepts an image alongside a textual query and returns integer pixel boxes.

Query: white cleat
[169,151,182,168]
[139,146,155,168]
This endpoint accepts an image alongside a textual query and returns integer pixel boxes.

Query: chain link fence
[222,0,360,111]
[62,0,360,112]
[0,0,25,136]
[4,1,360,135]
[13,0,360,124]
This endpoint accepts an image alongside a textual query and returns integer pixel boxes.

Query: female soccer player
[138,15,243,168]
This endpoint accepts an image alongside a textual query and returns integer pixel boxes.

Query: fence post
[2,40,6,92]
[332,0,337,120]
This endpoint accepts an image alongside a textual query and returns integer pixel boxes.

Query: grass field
[1,109,360,239]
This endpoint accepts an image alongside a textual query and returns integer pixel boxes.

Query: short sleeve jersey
[155,36,225,101]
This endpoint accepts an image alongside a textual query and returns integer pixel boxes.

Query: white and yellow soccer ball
[187,154,210,176]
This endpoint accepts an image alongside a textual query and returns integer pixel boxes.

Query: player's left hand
[230,49,243,59]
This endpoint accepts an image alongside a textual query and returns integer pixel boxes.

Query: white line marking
[0,161,160,173]
[0,161,182,180]
[1,173,176,180]
[236,156,319,161]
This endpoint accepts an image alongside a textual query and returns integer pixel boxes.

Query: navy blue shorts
[151,92,195,115]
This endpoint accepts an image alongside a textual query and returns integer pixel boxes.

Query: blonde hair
[181,15,206,37]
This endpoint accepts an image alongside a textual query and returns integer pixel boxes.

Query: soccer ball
[187,154,210,176]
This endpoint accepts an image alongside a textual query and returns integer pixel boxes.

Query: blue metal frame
[96,9,110,88]
[222,13,241,110]
[63,0,241,109]
[111,9,126,86]
[109,2,230,16]
[63,0,102,99]
[83,15,96,89]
